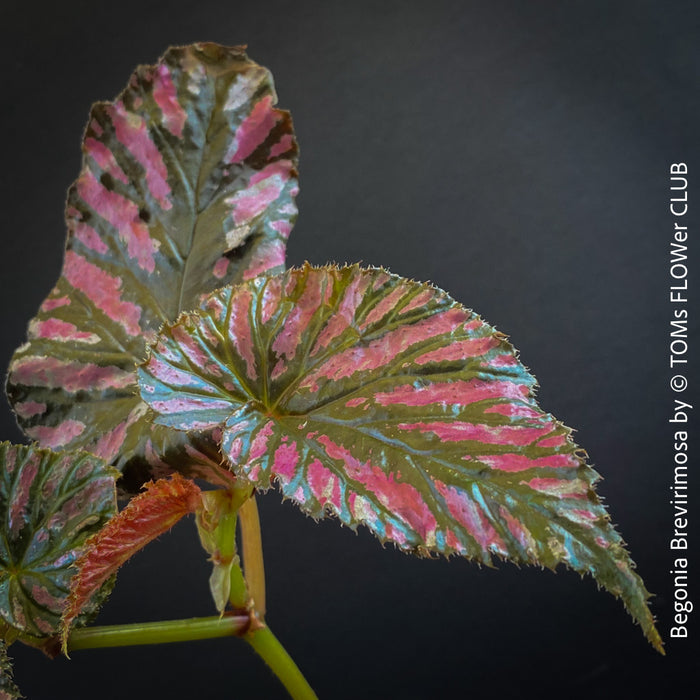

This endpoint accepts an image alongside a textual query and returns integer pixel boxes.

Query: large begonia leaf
[60,474,201,649]
[6,43,299,489]
[0,442,117,639]
[138,264,663,652]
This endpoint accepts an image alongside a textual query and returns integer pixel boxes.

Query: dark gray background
[1,1,698,698]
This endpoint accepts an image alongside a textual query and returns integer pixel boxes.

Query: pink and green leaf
[6,43,299,489]
[138,264,663,652]
[0,443,117,639]
[60,473,202,648]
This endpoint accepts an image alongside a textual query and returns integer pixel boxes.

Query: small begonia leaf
[138,264,663,652]
[0,442,117,639]
[0,639,22,699]
[60,473,201,649]
[6,43,298,489]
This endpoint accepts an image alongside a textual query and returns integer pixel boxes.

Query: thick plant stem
[239,494,266,618]
[246,625,319,700]
[225,528,316,700]
[66,614,249,651]
[200,490,315,699]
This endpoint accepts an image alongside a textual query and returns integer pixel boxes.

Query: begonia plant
[0,43,662,700]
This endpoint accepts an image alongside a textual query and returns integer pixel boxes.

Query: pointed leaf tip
[60,473,202,650]
[6,43,299,490]
[138,264,662,651]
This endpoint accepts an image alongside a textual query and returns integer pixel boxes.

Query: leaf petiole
[66,613,318,700]
[66,614,249,651]
[239,494,267,618]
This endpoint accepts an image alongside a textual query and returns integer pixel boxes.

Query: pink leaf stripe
[139,264,662,652]
[60,473,202,650]
[7,43,299,490]
[0,443,117,639]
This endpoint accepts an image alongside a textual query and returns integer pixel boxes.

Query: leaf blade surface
[0,443,117,639]
[7,43,298,487]
[138,264,662,651]
[60,473,201,648]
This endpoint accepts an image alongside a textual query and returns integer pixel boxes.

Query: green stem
[67,614,318,699]
[246,625,319,700]
[67,614,249,651]
[239,494,266,618]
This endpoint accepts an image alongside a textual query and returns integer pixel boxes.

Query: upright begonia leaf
[6,43,299,488]
[0,442,117,639]
[0,639,22,700]
[60,474,201,649]
[138,264,663,652]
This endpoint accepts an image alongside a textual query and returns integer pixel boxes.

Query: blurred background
[2,1,698,697]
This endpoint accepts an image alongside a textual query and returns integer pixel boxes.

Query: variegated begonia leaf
[6,43,298,489]
[0,442,117,639]
[138,264,663,652]
[60,474,201,649]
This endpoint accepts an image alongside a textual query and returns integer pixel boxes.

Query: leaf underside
[6,43,299,491]
[139,264,662,652]
[60,473,201,648]
[0,442,117,639]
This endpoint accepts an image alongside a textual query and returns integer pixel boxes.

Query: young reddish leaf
[6,43,299,490]
[0,443,117,639]
[60,473,202,647]
[138,264,663,652]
